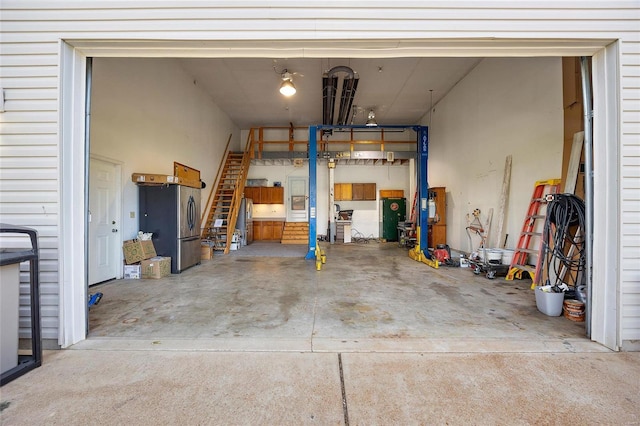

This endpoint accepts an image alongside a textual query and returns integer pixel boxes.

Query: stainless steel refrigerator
[236,197,253,246]
[138,184,201,273]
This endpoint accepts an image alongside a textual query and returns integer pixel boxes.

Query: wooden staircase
[201,134,254,253]
[281,222,309,245]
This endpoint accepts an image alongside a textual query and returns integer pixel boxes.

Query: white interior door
[287,176,308,222]
[89,157,121,284]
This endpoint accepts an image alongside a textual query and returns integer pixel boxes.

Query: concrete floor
[86,242,590,352]
[3,242,639,424]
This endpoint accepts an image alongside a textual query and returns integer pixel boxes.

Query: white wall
[331,164,410,238]
[248,162,410,238]
[426,57,564,252]
[90,58,240,239]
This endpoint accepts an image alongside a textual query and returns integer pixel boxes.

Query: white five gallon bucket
[501,249,515,265]
[486,249,502,263]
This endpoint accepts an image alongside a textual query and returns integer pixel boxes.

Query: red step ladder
[506,179,561,286]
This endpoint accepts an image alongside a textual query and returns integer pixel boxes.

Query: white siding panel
[622,99,640,112]
[5,19,640,34]
[0,134,58,146]
[0,42,59,55]
[0,122,59,134]
[1,66,59,78]
[2,99,59,112]
[0,180,59,191]
[0,206,59,221]
[0,191,58,204]
[0,111,59,123]
[0,156,58,169]
[623,111,640,122]
[622,123,640,134]
[0,54,58,66]
[2,6,638,22]
[4,88,59,101]
[0,77,58,89]
[1,169,58,181]
[0,1,639,348]
[0,145,59,157]
[622,76,640,88]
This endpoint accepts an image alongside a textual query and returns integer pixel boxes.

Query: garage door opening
[81,53,603,351]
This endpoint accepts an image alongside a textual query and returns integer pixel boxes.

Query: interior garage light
[365,110,378,127]
[279,71,296,97]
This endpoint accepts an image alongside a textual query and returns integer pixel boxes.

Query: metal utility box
[380,198,406,241]
[0,224,42,386]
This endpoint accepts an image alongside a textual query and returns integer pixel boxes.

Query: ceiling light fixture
[279,70,296,97]
[365,110,378,127]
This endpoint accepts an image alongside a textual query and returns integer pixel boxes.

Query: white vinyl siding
[620,38,640,345]
[0,1,638,348]
[0,34,60,341]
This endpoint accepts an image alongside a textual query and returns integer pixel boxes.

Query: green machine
[380,197,406,241]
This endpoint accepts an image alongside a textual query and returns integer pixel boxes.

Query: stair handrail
[222,131,256,253]
[201,133,232,238]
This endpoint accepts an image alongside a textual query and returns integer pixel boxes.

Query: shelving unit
[428,187,447,248]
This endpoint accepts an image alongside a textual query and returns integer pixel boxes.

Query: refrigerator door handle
[187,195,195,231]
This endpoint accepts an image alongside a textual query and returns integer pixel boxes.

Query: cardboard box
[141,256,171,279]
[123,264,141,279]
[201,245,214,260]
[131,173,201,189]
[123,239,157,265]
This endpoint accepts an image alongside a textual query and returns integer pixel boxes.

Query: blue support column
[305,126,317,259]
[417,126,430,257]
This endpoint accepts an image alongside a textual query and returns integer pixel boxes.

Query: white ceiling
[179,57,482,129]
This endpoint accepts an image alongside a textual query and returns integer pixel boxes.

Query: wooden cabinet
[253,221,284,241]
[336,183,375,201]
[335,183,352,201]
[427,187,447,248]
[363,183,376,200]
[264,187,284,204]
[429,186,446,225]
[244,186,284,204]
[273,221,284,240]
[352,183,364,200]
[429,224,447,248]
[244,187,260,202]
[379,189,404,198]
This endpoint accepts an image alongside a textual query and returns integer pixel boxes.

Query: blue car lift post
[408,126,439,268]
[305,124,436,267]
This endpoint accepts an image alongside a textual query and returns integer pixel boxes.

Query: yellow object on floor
[315,243,326,271]
[408,226,439,269]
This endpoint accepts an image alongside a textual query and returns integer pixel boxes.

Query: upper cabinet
[244,186,260,202]
[335,183,376,201]
[335,183,352,201]
[262,186,284,204]
[245,186,284,204]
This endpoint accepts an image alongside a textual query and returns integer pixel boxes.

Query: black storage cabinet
[0,224,42,385]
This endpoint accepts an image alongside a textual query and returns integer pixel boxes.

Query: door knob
[112,229,118,233]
